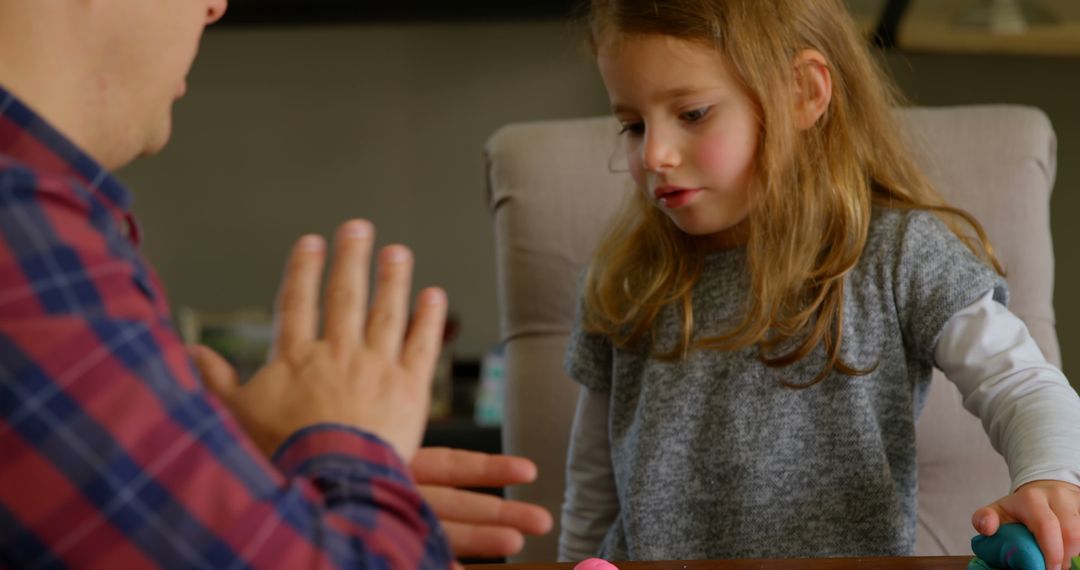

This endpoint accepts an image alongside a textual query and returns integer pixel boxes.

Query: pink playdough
[574,558,619,570]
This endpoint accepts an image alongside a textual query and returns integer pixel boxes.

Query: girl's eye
[618,121,645,137]
[680,106,711,123]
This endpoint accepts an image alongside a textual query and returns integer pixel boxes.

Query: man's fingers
[189,344,239,401]
[365,245,413,356]
[322,220,374,356]
[438,520,525,559]
[410,448,538,488]
[418,485,553,536]
[400,287,447,377]
[272,234,325,360]
[420,485,507,526]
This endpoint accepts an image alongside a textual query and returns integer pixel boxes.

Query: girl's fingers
[1026,509,1064,570]
[271,234,325,361]
[322,220,374,357]
[1049,495,1080,560]
[1001,492,1062,570]
[400,287,447,378]
[365,245,413,356]
[973,504,1009,536]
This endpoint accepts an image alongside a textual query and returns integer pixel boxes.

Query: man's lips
[654,185,702,208]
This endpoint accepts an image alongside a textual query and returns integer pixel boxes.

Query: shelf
[899,0,1080,56]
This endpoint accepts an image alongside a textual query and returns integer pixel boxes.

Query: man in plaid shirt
[0,0,550,567]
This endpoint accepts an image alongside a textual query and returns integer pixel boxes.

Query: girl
[559,0,1080,567]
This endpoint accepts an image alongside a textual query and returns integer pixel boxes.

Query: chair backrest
[485,106,1059,562]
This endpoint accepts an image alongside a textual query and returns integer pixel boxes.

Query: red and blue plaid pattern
[0,87,451,569]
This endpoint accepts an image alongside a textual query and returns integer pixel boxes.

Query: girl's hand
[973,480,1080,570]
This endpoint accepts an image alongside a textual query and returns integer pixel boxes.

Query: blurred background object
[474,344,506,427]
[956,0,1056,34]
[177,307,273,381]
[429,314,460,420]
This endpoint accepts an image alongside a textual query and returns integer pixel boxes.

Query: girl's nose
[641,127,680,172]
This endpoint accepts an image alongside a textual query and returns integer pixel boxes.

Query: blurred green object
[968,558,993,570]
[177,307,273,381]
[1071,555,1079,570]
[474,344,506,426]
[956,0,1057,34]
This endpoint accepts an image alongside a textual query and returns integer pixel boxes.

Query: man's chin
[140,122,173,158]
[95,117,173,170]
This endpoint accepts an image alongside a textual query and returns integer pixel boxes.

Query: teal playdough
[969,523,1044,570]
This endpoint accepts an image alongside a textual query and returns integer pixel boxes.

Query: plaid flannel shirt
[0,86,451,569]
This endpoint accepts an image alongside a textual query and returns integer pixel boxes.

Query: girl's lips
[655,187,702,209]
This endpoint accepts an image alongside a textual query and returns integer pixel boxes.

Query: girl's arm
[559,387,619,562]
[934,290,1080,489]
[934,290,1080,569]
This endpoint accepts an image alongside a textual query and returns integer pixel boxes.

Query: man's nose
[206,0,228,25]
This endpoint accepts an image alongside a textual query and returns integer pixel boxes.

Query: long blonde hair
[583,0,1003,387]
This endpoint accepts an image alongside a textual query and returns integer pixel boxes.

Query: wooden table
[467,557,972,570]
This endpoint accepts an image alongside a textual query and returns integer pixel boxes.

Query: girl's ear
[792,49,833,130]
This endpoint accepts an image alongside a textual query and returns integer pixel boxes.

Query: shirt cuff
[270,424,412,483]
[1012,467,1080,493]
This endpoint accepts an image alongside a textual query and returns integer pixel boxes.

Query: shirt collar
[0,84,140,245]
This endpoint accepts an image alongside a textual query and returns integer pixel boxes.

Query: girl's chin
[669,219,748,249]
[668,218,723,237]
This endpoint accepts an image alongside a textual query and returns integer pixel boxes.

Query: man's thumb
[188,344,239,401]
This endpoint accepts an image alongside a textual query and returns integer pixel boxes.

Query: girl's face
[598,34,759,249]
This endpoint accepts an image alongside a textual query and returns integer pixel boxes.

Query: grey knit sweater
[564,208,1007,560]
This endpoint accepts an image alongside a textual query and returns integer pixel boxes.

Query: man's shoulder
[0,154,91,211]
[0,154,37,191]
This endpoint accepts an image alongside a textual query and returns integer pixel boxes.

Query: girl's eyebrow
[652,86,710,100]
[611,86,722,113]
